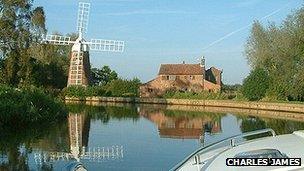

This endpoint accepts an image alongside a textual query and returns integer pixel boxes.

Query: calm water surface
[1,104,304,171]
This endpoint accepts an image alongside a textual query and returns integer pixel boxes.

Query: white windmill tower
[44,2,124,87]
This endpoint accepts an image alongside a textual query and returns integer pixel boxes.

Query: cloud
[103,9,198,16]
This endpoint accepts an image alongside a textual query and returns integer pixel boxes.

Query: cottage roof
[158,64,203,75]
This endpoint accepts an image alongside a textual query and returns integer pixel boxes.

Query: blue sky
[34,0,303,84]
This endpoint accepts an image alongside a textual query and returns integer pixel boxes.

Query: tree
[91,66,118,86]
[0,2,73,89]
[0,0,46,86]
[245,7,304,101]
[242,68,269,101]
[29,34,72,89]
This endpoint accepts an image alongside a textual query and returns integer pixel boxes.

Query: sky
[34,0,303,84]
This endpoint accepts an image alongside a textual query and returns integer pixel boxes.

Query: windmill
[43,2,124,87]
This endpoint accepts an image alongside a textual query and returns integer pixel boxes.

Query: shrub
[242,68,270,101]
[62,86,87,98]
[105,78,141,97]
[86,86,106,97]
[63,78,141,98]
[0,85,67,127]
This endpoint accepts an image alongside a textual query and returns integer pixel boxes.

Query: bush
[86,86,106,97]
[0,85,67,127]
[62,85,106,98]
[242,68,270,101]
[63,78,141,98]
[104,78,141,97]
[62,86,87,99]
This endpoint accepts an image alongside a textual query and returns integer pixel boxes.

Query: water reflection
[0,103,304,170]
[139,106,222,144]
[239,116,304,135]
[0,117,68,171]
[34,112,124,169]
[68,113,89,161]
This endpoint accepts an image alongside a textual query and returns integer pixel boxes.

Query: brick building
[140,60,222,97]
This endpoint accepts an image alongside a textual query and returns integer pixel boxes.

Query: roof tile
[158,64,203,75]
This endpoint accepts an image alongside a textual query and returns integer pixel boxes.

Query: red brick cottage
[140,61,222,97]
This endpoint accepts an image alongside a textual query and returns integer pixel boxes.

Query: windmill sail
[43,35,74,45]
[77,2,90,36]
[86,39,124,52]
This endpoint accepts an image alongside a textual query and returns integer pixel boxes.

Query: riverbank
[65,96,304,114]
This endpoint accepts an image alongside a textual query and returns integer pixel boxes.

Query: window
[169,75,176,80]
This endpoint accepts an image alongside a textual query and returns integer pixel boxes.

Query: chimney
[200,56,205,68]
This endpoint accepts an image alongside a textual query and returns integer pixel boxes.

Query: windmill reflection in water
[33,113,124,168]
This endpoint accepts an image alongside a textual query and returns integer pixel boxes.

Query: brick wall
[140,74,205,97]
[140,74,221,97]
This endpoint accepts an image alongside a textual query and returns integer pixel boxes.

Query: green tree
[245,7,304,101]
[29,39,71,89]
[0,2,73,89]
[242,68,270,101]
[91,66,118,86]
[0,1,47,86]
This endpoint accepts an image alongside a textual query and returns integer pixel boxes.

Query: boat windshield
[234,149,288,158]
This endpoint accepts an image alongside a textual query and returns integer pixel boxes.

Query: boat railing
[170,128,276,171]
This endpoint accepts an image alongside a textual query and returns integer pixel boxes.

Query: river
[1,103,304,171]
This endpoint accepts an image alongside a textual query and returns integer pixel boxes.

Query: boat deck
[177,130,304,171]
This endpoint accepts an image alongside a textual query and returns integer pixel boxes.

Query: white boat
[170,129,304,171]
